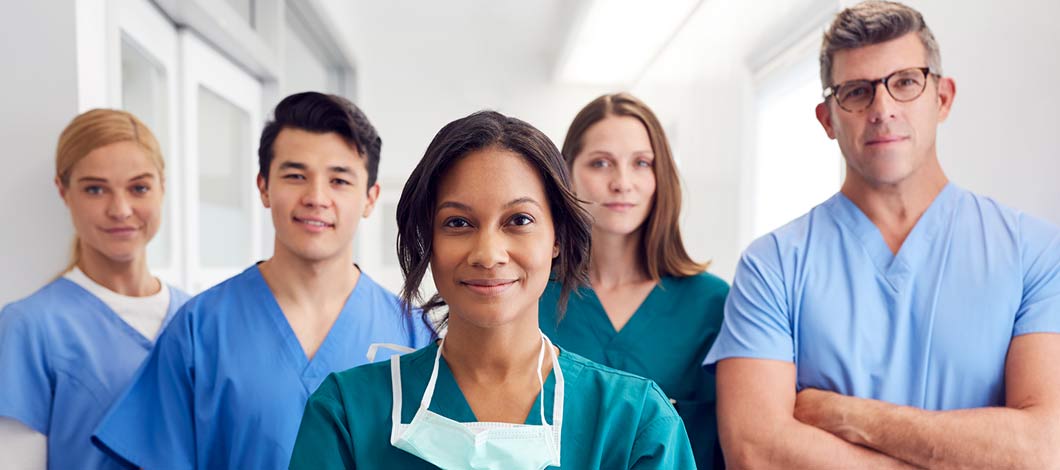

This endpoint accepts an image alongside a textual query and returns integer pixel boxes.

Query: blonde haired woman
[0,109,189,469]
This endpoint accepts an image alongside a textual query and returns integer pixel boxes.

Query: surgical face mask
[389,333,564,470]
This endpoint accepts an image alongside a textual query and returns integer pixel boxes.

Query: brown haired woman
[539,92,729,469]
[0,109,189,469]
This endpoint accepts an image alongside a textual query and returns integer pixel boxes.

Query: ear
[257,173,270,208]
[55,176,69,204]
[936,76,957,123]
[552,243,560,259]
[362,183,381,218]
[815,101,838,140]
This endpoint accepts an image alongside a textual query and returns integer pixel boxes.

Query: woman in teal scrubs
[539,93,729,469]
[289,111,695,469]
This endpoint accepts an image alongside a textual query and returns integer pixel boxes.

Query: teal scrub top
[289,343,695,469]
[539,273,729,469]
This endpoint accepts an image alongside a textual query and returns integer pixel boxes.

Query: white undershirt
[64,266,170,341]
[0,268,171,469]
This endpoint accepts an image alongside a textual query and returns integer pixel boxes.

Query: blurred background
[2,0,1058,303]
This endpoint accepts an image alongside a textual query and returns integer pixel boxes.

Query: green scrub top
[289,342,695,469]
[539,272,729,469]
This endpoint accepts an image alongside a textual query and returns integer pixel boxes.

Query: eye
[443,217,472,229]
[131,184,151,194]
[331,178,351,186]
[84,186,104,195]
[509,213,535,227]
[635,159,653,168]
[283,173,306,181]
[589,159,610,169]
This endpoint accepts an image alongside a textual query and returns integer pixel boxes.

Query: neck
[589,228,647,288]
[442,311,546,383]
[258,244,359,308]
[840,155,949,253]
[76,245,159,297]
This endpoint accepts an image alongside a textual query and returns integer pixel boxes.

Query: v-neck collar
[414,342,558,426]
[581,279,667,338]
[250,265,366,391]
[56,278,180,348]
[827,183,961,290]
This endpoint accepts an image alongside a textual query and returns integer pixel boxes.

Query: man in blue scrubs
[92,92,431,469]
[706,2,1060,468]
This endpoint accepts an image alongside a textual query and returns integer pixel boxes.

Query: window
[750,44,843,241]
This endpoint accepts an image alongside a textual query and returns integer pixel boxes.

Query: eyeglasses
[823,67,937,112]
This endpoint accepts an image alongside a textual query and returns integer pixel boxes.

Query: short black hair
[396,110,592,335]
[258,91,381,188]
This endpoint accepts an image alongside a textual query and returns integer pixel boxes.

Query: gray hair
[820,1,942,89]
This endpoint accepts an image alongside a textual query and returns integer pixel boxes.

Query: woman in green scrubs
[289,111,695,469]
[539,93,729,469]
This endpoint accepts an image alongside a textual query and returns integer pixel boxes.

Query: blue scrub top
[540,273,728,469]
[0,278,189,470]
[289,343,695,469]
[92,265,432,469]
[705,184,1060,409]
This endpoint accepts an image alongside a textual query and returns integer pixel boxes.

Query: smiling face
[570,115,656,238]
[59,141,163,264]
[430,146,557,329]
[258,128,379,264]
[816,32,955,188]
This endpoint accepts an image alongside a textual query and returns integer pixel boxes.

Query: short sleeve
[1014,213,1060,336]
[289,374,355,470]
[629,383,696,470]
[0,305,53,434]
[703,235,794,367]
[92,306,197,469]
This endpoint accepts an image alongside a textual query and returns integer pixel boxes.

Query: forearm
[832,397,1060,469]
[724,416,918,469]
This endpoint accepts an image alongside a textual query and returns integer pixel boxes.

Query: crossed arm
[716,333,1060,469]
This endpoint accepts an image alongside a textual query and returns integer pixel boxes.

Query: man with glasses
[706,1,1060,468]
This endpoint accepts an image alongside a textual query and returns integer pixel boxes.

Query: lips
[460,278,518,296]
[865,135,909,146]
[294,216,334,231]
[102,226,138,237]
[602,202,635,211]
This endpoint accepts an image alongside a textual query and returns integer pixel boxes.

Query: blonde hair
[562,93,710,281]
[56,109,165,273]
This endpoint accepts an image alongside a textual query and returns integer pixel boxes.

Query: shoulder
[1,278,85,329]
[667,271,728,296]
[175,266,259,315]
[354,271,405,312]
[562,349,676,414]
[953,187,1060,250]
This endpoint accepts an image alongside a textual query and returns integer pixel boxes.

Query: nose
[609,166,633,194]
[106,193,133,220]
[300,177,331,209]
[467,228,509,269]
[867,81,898,123]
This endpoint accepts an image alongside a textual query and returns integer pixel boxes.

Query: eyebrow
[437,197,543,212]
[278,161,355,175]
[76,173,155,184]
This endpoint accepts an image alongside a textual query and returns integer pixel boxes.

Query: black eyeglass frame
[822,67,938,112]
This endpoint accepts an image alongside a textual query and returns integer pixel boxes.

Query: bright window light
[555,0,701,85]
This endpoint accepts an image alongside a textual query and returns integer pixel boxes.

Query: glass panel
[198,85,251,267]
[121,37,172,270]
[381,201,399,268]
[224,0,254,28]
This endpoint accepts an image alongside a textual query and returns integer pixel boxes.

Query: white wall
[903,0,1060,225]
[0,0,80,305]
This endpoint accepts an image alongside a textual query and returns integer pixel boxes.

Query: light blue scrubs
[0,278,189,470]
[92,265,432,469]
[705,184,1060,409]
